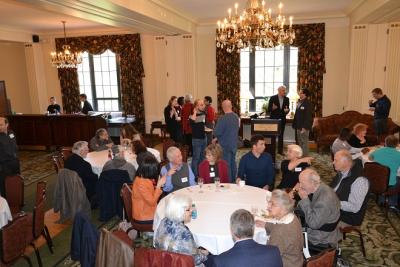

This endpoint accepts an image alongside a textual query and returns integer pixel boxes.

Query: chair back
[32,199,46,238]
[134,247,195,267]
[363,162,390,195]
[305,248,336,267]
[35,181,47,205]
[52,155,64,173]
[60,147,72,160]
[5,175,24,215]
[120,183,133,223]
[0,213,28,264]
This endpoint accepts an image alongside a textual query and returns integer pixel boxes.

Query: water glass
[251,206,259,216]
[198,177,204,193]
[214,177,220,191]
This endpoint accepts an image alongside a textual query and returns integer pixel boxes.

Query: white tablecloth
[153,184,271,255]
[0,197,12,229]
[85,149,138,176]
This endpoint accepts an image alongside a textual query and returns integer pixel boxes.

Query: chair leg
[30,243,43,267]
[43,226,54,254]
[22,255,33,267]
[358,231,366,257]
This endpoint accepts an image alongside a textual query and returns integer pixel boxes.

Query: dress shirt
[238,151,274,188]
[160,163,196,192]
[331,138,362,159]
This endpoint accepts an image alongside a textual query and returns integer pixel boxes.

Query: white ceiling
[166,0,354,21]
[0,0,114,33]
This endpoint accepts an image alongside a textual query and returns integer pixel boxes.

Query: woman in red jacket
[198,144,229,183]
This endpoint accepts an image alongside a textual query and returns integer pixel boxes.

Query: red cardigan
[198,160,229,184]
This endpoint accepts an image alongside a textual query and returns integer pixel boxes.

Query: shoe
[389,205,400,214]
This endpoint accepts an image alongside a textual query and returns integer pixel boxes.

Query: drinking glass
[198,177,204,193]
[251,206,259,217]
[214,177,220,191]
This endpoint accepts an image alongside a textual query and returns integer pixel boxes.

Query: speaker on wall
[32,35,39,43]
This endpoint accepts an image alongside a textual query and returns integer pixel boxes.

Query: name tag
[181,177,188,183]
[295,167,302,172]
[300,106,305,110]
[210,172,215,178]
[9,133,15,139]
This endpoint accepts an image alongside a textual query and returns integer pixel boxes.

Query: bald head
[333,150,353,172]
[299,168,321,194]
[222,100,232,113]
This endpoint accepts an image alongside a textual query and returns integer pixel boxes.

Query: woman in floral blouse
[154,194,209,266]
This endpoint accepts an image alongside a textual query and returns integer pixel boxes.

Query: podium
[251,119,281,163]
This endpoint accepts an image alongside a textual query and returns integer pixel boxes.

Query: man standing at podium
[268,85,290,155]
[0,117,20,196]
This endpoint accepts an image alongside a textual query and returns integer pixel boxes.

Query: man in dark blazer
[64,140,98,206]
[268,86,290,154]
[293,88,313,156]
[206,209,282,267]
[79,93,94,115]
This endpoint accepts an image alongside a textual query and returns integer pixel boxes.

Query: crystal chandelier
[216,0,295,53]
[50,21,82,68]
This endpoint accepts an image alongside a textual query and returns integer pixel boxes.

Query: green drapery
[55,34,145,132]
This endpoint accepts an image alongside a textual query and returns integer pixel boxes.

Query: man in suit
[268,85,290,154]
[79,94,94,115]
[206,209,283,267]
[64,141,98,207]
[293,88,313,156]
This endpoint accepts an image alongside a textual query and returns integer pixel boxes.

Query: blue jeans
[191,138,207,177]
[222,148,237,183]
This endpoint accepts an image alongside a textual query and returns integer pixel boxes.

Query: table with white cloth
[85,148,138,176]
[361,146,400,176]
[0,196,12,229]
[153,184,271,255]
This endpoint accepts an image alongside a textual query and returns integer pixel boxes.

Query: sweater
[132,177,162,221]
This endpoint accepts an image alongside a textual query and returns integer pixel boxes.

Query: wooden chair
[4,175,24,215]
[150,121,167,139]
[304,248,336,267]
[134,247,195,267]
[60,147,73,161]
[0,213,32,267]
[52,155,64,173]
[35,181,47,206]
[120,183,153,235]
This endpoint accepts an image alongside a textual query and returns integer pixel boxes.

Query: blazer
[198,160,229,184]
[132,176,163,221]
[81,100,94,115]
[293,98,313,130]
[206,239,283,267]
[268,94,290,122]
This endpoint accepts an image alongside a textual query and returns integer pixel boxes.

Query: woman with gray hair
[154,194,209,266]
[256,189,303,267]
[277,144,313,189]
[89,128,113,151]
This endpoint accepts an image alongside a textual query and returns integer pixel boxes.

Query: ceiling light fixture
[216,0,295,53]
[50,21,82,68]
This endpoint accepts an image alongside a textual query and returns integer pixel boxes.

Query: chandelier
[216,0,295,53]
[50,21,82,68]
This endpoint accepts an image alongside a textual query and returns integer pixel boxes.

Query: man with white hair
[268,85,290,154]
[331,150,369,228]
[213,100,240,182]
[160,146,196,192]
[296,168,340,253]
[64,141,98,205]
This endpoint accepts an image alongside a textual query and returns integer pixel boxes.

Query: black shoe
[389,205,400,214]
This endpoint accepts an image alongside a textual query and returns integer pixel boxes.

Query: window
[77,50,121,112]
[240,46,298,113]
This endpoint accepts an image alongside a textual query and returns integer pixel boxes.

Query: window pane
[241,52,249,67]
[290,47,298,65]
[241,68,249,83]
[290,66,298,83]
[274,48,284,66]
[265,51,274,66]
[84,86,92,99]
[255,83,264,97]
[102,86,111,97]
[110,72,118,85]
[102,73,110,85]
[101,57,109,71]
[111,85,119,98]
[95,72,103,85]
[264,67,274,82]
[112,100,119,111]
[93,56,101,71]
[240,83,252,98]
[274,66,283,82]
[289,82,297,93]
[255,50,264,67]
[97,100,104,112]
[265,83,274,96]
[109,57,117,71]
[83,72,91,85]
[255,99,265,113]
[96,86,104,98]
[104,100,112,111]
[255,67,264,83]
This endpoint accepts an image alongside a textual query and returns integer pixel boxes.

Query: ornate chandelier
[50,21,82,68]
[216,0,295,53]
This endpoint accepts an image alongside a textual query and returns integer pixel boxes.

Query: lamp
[216,0,295,53]
[50,21,82,68]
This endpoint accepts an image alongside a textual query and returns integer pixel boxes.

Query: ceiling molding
[344,0,365,15]
[147,0,199,24]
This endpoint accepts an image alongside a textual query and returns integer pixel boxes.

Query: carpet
[236,148,400,267]
[19,150,55,186]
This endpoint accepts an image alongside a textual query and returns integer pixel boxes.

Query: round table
[153,184,271,255]
[84,149,138,176]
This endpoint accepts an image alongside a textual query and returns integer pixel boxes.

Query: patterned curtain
[216,47,241,114]
[292,23,325,117]
[55,34,146,132]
